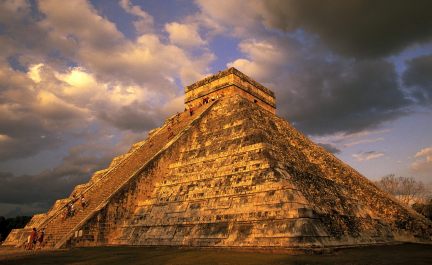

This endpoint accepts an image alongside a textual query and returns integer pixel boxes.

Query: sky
[0,0,431,217]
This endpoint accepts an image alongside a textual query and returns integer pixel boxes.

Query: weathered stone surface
[6,68,432,250]
[185,67,276,114]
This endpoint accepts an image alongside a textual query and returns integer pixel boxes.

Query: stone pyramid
[6,68,432,250]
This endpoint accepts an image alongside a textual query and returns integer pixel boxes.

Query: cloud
[37,1,213,87]
[0,63,87,161]
[227,39,293,80]
[38,0,124,51]
[0,60,185,163]
[411,146,432,172]
[0,0,213,90]
[197,0,432,58]
[343,137,384,148]
[119,0,154,34]
[27,63,44,83]
[0,128,143,216]
[195,0,267,36]
[262,0,432,58]
[0,151,107,206]
[0,0,53,60]
[312,129,390,154]
[197,0,424,136]
[165,22,206,48]
[352,151,385,162]
[0,202,48,218]
[415,147,432,158]
[317,143,341,154]
[0,0,216,163]
[403,54,432,105]
[98,102,157,132]
[228,37,411,135]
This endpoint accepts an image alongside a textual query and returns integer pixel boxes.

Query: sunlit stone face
[184,67,276,114]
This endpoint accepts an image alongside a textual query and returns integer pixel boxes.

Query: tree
[375,174,428,206]
[0,216,32,243]
[412,199,432,221]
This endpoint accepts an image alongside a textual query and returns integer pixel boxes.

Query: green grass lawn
[1,243,431,265]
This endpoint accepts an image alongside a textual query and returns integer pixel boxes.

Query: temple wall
[185,70,276,114]
[187,85,275,114]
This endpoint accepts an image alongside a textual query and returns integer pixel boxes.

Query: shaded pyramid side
[66,95,432,249]
[245,99,432,244]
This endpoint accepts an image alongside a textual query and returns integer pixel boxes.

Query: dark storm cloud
[317,143,341,154]
[201,0,430,135]
[0,70,63,161]
[263,0,432,58]
[280,59,411,135]
[0,0,77,67]
[98,103,158,132]
[233,36,412,135]
[0,128,145,216]
[0,132,59,161]
[403,54,432,105]
[0,145,113,216]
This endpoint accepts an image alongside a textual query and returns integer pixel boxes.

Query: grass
[0,243,431,265]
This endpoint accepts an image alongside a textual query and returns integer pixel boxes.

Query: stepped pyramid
[5,67,432,250]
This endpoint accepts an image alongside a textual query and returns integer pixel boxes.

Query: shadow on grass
[1,243,431,265]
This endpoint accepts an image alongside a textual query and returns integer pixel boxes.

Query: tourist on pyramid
[81,196,87,210]
[37,228,45,249]
[24,234,31,250]
[29,228,37,250]
[67,201,75,217]
[70,203,75,217]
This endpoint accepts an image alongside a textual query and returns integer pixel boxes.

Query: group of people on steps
[25,227,44,250]
[24,195,88,249]
[62,195,88,220]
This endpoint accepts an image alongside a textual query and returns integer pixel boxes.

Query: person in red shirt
[37,228,45,249]
[29,228,37,250]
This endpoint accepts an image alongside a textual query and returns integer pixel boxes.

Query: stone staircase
[34,101,217,249]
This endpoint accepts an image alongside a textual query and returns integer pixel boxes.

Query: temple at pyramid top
[185,67,276,114]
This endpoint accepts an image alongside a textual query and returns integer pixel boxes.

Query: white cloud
[411,146,432,172]
[415,146,432,158]
[119,0,154,34]
[313,129,390,145]
[35,0,213,89]
[343,137,384,147]
[165,22,206,48]
[0,134,12,142]
[38,0,124,50]
[0,0,216,162]
[34,90,88,120]
[27,63,44,83]
[195,0,266,36]
[227,39,291,81]
[352,151,385,162]
[119,0,152,19]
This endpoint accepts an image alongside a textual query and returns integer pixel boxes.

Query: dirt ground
[0,243,431,265]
